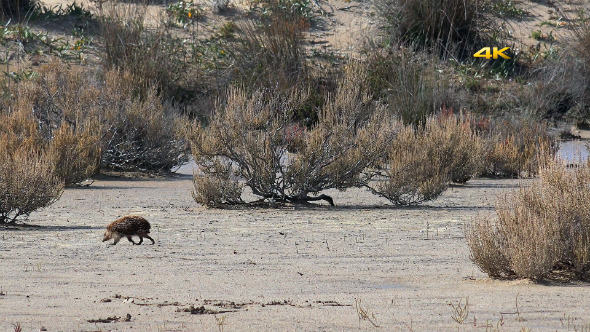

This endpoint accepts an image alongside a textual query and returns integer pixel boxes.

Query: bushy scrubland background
[2,0,590,281]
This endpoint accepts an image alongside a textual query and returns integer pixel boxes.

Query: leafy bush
[253,0,314,23]
[467,159,590,281]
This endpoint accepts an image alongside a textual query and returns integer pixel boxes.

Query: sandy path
[1,162,590,331]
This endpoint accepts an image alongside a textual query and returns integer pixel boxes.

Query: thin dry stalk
[355,298,379,328]
[449,297,469,324]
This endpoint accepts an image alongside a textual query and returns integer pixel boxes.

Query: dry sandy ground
[2,161,590,332]
[3,1,590,331]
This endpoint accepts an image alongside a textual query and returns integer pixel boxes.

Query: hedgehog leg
[127,236,137,245]
[112,234,122,245]
[145,235,155,245]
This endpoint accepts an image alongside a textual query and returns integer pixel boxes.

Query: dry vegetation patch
[467,159,590,281]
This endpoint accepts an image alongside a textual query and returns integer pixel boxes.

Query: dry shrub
[0,99,44,150]
[437,111,485,184]
[4,62,190,173]
[12,62,103,134]
[7,66,103,183]
[191,159,244,207]
[367,121,449,205]
[99,70,189,172]
[484,120,556,177]
[0,110,63,224]
[47,123,101,185]
[367,113,483,205]
[465,218,512,279]
[192,60,487,207]
[191,63,394,206]
[286,66,393,197]
[0,144,63,224]
[0,83,98,185]
[467,159,590,281]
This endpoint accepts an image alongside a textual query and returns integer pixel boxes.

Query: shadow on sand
[0,224,102,232]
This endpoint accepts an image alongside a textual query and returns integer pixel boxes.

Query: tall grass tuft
[527,8,590,121]
[0,0,38,21]
[98,0,188,100]
[373,0,488,58]
[229,15,307,91]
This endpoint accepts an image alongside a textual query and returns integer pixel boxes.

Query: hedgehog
[103,216,155,245]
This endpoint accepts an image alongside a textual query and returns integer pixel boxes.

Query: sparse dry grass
[228,15,307,92]
[98,0,188,99]
[527,6,590,122]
